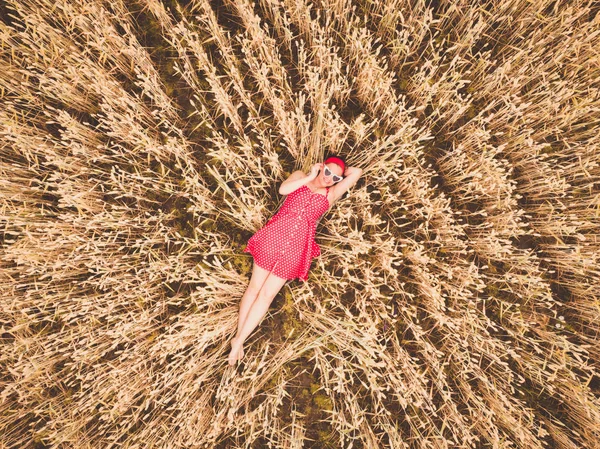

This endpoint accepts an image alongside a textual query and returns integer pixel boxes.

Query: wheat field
[1,0,599,447]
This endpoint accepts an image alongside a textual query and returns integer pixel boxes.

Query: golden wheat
[1,0,599,448]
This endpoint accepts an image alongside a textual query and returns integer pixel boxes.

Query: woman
[228,156,363,365]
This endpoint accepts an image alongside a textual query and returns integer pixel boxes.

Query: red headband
[324,156,345,173]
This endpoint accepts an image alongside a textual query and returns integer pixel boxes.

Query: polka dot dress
[243,184,331,282]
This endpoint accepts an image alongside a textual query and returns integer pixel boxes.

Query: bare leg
[228,268,288,365]
[230,262,271,363]
[235,263,271,338]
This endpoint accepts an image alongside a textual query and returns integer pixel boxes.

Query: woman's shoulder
[279,170,307,196]
[287,170,306,180]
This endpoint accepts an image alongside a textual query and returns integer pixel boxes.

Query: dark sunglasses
[323,165,344,183]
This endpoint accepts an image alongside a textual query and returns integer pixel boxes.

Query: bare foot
[228,337,242,366]
[236,343,244,361]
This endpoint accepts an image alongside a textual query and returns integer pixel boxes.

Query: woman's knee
[246,280,263,295]
[256,273,286,303]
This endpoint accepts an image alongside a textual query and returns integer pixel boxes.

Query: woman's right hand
[307,163,323,180]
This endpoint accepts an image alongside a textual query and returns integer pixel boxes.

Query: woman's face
[319,163,344,186]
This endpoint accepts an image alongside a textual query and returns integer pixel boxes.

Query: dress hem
[244,245,300,281]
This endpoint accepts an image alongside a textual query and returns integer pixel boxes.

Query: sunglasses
[323,165,344,183]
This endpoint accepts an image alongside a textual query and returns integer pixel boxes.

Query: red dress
[243,184,331,282]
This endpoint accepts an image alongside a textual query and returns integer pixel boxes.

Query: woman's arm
[278,170,311,195]
[278,163,323,195]
[330,166,363,203]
